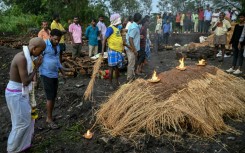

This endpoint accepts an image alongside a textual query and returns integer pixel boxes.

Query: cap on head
[110,13,121,26]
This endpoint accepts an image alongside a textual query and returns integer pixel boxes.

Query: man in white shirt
[211,9,220,27]
[231,8,239,22]
[97,14,107,53]
[212,12,231,62]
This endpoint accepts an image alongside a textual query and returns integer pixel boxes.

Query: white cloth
[111,17,121,26]
[213,19,231,36]
[5,81,34,152]
[110,13,121,26]
[22,46,33,96]
[239,25,245,42]
[211,12,220,23]
[231,11,238,21]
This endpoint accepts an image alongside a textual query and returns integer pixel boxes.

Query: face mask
[117,24,123,30]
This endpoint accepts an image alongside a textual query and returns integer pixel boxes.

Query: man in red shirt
[198,7,204,33]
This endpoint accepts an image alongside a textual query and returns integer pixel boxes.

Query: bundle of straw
[96,66,245,140]
[84,56,103,101]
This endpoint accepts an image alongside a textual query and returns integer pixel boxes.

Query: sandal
[47,121,59,129]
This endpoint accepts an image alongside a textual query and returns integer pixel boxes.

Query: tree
[109,0,141,16]
[212,0,244,12]
[157,0,244,14]
[2,0,45,15]
[140,0,153,15]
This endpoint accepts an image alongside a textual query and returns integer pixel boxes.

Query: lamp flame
[83,130,93,139]
[86,130,91,136]
[198,59,206,65]
[176,58,186,70]
[151,70,158,80]
[179,58,185,68]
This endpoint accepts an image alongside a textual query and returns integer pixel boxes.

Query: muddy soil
[0,34,245,153]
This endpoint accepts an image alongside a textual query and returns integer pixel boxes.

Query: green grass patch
[32,121,85,152]
[0,14,43,35]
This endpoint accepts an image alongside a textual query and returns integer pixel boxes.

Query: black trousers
[204,20,211,33]
[163,33,169,45]
[198,20,204,33]
[98,40,107,53]
[136,48,146,67]
[232,45,244,67]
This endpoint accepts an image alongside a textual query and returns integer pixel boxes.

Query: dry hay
[96,66,245,140]
[83,56,103,101]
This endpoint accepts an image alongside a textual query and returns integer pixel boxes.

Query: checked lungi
[107,48,124,68]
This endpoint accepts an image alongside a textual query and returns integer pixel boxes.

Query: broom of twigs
[84,55,103,101]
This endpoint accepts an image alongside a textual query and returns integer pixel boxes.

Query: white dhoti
[5,81,34,153]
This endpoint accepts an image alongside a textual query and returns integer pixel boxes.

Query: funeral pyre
[96,65,245,141]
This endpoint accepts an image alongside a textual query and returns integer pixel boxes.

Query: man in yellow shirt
[51,14,66,61]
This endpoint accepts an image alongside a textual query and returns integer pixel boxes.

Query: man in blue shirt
[39,29,66,129]
[204,6,212,33]
[85,19,99,57]
[163,20,171,46]
[126,13,142,80]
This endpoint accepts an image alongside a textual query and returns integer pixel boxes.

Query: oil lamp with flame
[148,70,160,83]
[196,59,206,66]
[176,58,186,70]
[83,130,93,139]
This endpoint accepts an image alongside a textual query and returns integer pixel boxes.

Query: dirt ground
[0,34,245,153]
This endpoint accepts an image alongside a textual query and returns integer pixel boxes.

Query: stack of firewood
[0,37,27,49]
[62,52,105,76]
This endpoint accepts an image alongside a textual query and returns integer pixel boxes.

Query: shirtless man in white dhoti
[5,37,46,152]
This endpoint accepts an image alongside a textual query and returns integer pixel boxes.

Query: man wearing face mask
[51,13,66,62]
[97,14,107,53]
[39,29,66,129]
[101,13,124,89]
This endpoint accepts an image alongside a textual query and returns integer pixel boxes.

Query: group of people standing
[4,12,151,152]
[172,6,238,34]
[102,13,151,89]
[4,6,245,151]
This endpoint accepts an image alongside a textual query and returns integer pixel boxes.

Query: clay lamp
[196,59,207,66]
[176,58,186,70]
[148,70,160,83]
[83,130,93,139]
